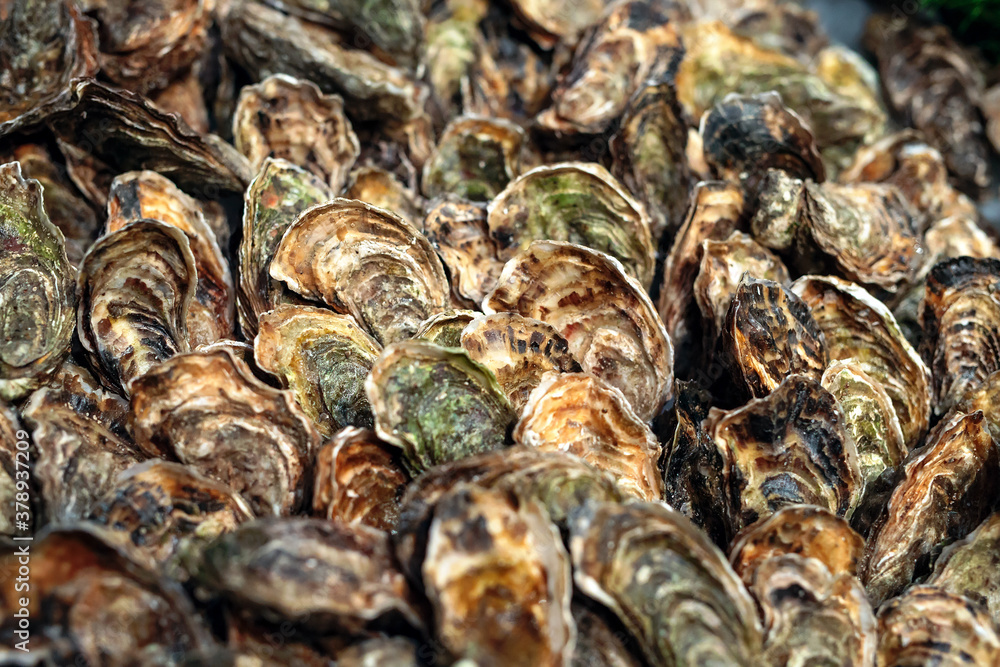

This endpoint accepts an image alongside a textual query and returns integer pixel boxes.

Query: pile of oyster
[4,0,1000,664]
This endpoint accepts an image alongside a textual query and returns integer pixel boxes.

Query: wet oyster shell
[727,3,827,59]
[485,240,673,421]
[486,163,655,289]
[194,517,424,634]
[570,601,645,667]
[422,115,525,201]
[77,219,196,395]
[509,0,606,49]
[420,483,575,666]
[863,410,1000,606]
[107,170,234,347]
[461,313,581,412]
[514,372,663,501]
[20,361,143,524]
[367,340,514,473]
[344,165,425,229]
[237,158,333,337]
[422,197,503,307]
[128,348,320,516]
[88,460,254,580]
[927,512,1000,625]
[0,162,76,401]
[793,274,931,451]
[413,309,478,347]
[876,586,1000,666]
[312,427,409,531]
[569,500,763,667]
[723,275,826,399]
[233,74,359,193]
[337,636,419,667]
[713,374,863,531]
[269,198,450,345]
[254,305,381,437]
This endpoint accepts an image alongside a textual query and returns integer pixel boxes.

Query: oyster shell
[422,115,525,201]
[927,512,1000,625]
[107,170,234,347]
[77,219,196,395]
[312,427,409,531]
[570,601,646,667]
[461,313,581,412]
[727,3,827,59]
[486,240,673,421]
[269,198,450,345]
[509,0,606,49]
[233,74,359,193]
[337,637,420,667]
[569,500,763,666]
[254,305,381,437]
[422,197,503,307]
[367,340,515,473]
[0,403,23,536]
[344,165,425,228]
[0,162,76,401]
[413,309,478,347]
[128,348,320,516]
[486,163,656,289]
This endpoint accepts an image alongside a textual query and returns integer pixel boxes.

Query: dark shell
[0,162,76,401]
[728,3,828,59]
[712,374,862,532]
[463,19,553,121]
[928,512,1000,625]
[863,410,1000,606]
[723,275,827,399]
[312,427,409,532]
[128,348,320,516]
[570,601,646,667]
[421,115,526,201]
[422,197,504,307]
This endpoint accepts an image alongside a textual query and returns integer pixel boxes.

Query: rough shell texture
[413,309,478,348]
[422,115,525,201]
[927,512,1000,625]
[0,403,22,535]
[422,198,504,307]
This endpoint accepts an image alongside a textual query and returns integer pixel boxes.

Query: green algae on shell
[421,115,526,201]
[413,309,478,348]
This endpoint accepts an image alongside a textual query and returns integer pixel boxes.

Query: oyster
[344,166,425,229]
[922,258,1000,415]
[876,586,1000,666]
[927,512,1000,625]
[107,170,234,347]
[461,313,581,412]
[88,460,254,580]
[194,517,424,634]
[571,601,646,667]
[713,374,863,531]
[508,0,606,48]
[727,3,827,59]
[793,274,931,450]
[337,637,420,667]
[269,198,450,345]
[254,305,381,437]
[366,340,514,473]
[486,241,673,421]
[422,197,504,306]
[233,74,360,192]
[414,309,478,347]
[128,348,320,516]
[313,427,409,531]
[723,275,826,399]
[422,115,526,201]
[569,500,763,666]
[0,162,76,401]
[486,163,656,289]
[150,64,212,134]
[0,403,23,536]
[237,158,333,337]
[77,219,196,395]
[515,372,663,501]
[20,362,142,524]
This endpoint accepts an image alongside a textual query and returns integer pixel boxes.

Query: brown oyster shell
[421,115,525,201]
[0,403,23,536]
[485,240,673,421]
[344,165,425,228]
[128,348,320,516]
[233,74,359,193]
[927,512,1000,625]
[727,3,827,59]
[149,64,211,134]
[312,427,409,532]
[269,198,450,346]
[570,601,645,667]
[422,197,504,307]
[514,372,664,501]
[461,313,581,412]
[337,637,419,667]
[77,219,196,396]
[107,170,234,347]
[508,0,606,49]
[413,309,478,347]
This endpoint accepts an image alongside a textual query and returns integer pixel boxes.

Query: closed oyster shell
[237,158,333,337]
[570,601,645,667]
[194,517,424,634]
[128,348,320,516]
[344,165,425,229]
[254,305,381,437]
[0,162,76,400]
[793,274,931,451]
[77,219,196,395]
[486,164,655,289]
[486,240,673,421]
[422,197,504,306]
[723,275,826,399]
[107,170,234,347]
[727,3,827,59]
[422,115,525,201]
[88,460,254,580]
[270,198,450,345]
[876,586,1000,666]
[863,410,1000,606]
[312,427,409,531]
[515,372,663,501]
[233,74,359,193]
[569,500,763,667]
[461,313,581,412]
[337,637,419,667]
[420,483,575,667]
[366,340,514,474]
[508,0,606,49]
[713,374,863,531]
[413,309,478,347]
[927,512,1000,625]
